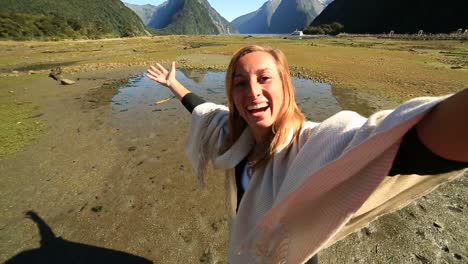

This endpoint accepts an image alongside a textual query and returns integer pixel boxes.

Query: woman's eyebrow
[234,68,273,77]
[258,68,269,71]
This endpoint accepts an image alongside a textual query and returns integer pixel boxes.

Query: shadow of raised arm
[6,211,153,264]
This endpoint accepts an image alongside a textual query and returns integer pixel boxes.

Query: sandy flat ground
[0,67,229,263]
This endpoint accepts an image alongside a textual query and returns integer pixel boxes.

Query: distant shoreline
[216,32,468,41]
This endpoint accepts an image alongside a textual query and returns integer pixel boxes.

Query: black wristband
[389,127,468,176]
[181,93,206,113]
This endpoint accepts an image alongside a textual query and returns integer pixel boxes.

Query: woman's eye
[234,80,246,87]
[260,76,271,82]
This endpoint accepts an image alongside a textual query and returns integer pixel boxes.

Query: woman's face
[232,51,284,136]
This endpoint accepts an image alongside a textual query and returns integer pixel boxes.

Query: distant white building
[291,29,304,36]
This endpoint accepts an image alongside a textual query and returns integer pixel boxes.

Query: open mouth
[247,102,269,114]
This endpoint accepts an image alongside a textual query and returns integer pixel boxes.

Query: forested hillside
[0,0,148,40]
[311,0,468,33]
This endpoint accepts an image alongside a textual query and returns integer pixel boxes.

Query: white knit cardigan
[185,95,465,263]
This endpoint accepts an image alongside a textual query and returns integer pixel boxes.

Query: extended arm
[416,87,468,162]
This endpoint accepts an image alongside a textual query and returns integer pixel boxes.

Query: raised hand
[146,61,190,100]
[146,62,176,88]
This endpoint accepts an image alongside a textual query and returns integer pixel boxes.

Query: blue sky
[122,0,266,22]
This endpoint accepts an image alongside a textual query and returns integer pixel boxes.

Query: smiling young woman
[146,45,468,264]
[225,46,305,169]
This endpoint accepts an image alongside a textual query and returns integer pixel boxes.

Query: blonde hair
[223,45,305,168]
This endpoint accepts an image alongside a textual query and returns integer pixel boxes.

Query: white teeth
[247,103,269,110]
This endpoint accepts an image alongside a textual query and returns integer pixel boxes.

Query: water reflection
[179,69,206,84]
[111,70,345,129]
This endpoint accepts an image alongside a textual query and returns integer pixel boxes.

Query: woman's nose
[247,80,261,97]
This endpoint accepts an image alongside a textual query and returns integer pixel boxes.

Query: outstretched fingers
[148,66,162,77]
[155,63,168,75]
[146,67,162,82]
[148,73,168,88]
[146,71,158,82]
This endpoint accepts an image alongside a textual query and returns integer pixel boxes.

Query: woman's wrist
[168,79,190,100]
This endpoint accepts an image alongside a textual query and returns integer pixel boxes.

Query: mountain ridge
[231,0,281,34]
[312,0,468,34]
[126,0,237,35]
[124,3,159,25]
[231,0,332,34]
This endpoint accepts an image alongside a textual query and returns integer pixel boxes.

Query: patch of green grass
[0,75,47,157]
[0,74,40,88]
[91,206,103,213]
[0,101,47,157]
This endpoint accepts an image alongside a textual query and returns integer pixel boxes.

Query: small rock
[414,253,430,264]
[417,203,426,211]
[442,245,450,252]
[447,205,463,213]
[199,249,212,263]
[29,113,44,119]
[60,78,76,85]
[362,224,377,236]
[128,146,137,152]
[415,230,425,238]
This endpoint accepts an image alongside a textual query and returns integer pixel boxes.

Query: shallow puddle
[111,70,375,130]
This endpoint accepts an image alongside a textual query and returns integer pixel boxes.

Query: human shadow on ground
[6,211,153,264]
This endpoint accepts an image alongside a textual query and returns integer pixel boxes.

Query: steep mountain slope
[232,0,333,34]
[124,3,158,25]
[269,0,325,33]
[0,0,148,39]
[311,0,468,33]
[146,0,183,29]
[139,0,237,35]
[231,0,281,34]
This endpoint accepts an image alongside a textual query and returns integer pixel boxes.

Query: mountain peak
[127,0,237,35]
[232,0,333,34]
